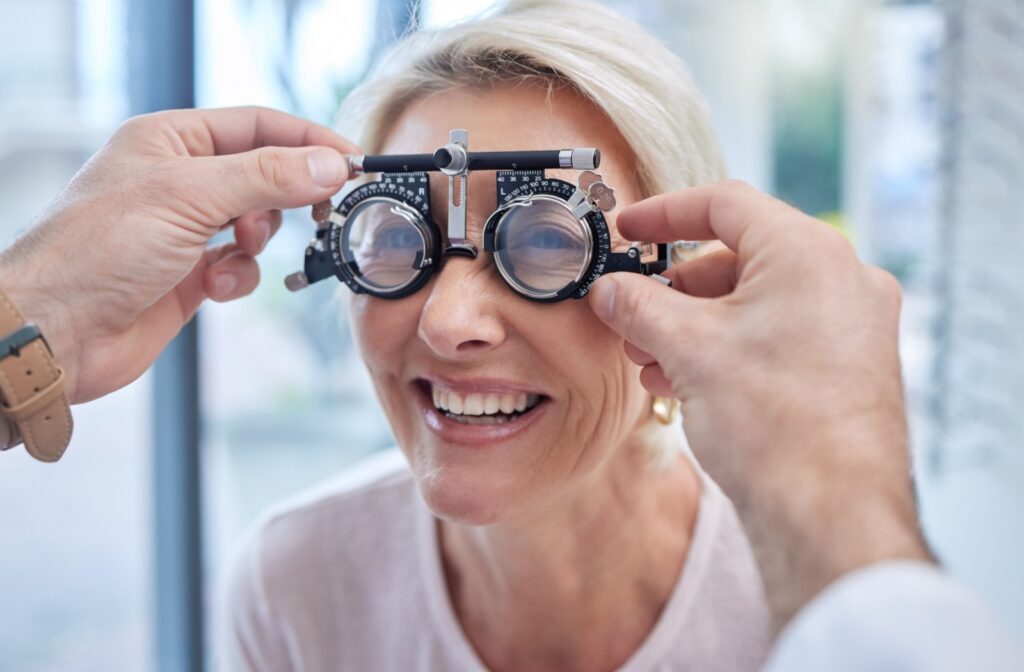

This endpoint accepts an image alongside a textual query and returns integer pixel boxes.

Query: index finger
[616,180,803,257]
[142,106,361,157]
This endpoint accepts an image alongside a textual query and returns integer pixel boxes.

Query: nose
[417,257,507,360]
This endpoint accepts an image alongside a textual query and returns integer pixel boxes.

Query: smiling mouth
[417,380,547,425]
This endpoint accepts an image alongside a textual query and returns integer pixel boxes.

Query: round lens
[340,198,430,293]
[493,196,592,299]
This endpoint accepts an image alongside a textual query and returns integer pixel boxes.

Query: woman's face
[351,84,653,525]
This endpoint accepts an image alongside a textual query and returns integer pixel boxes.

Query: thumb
[194,145,349,218]
[588,273,704,358]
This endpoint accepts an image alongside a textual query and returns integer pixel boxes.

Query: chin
[413,459,522,526]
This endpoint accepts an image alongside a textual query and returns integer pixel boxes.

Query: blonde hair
[336,0,727,199]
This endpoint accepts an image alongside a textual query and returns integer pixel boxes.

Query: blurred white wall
[926,0,1024,637]
[845,0,1024,638]
[609,0,773,190]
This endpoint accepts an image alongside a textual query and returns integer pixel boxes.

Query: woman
[223,1,770,670]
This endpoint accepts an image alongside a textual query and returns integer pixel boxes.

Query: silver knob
[284,272,309,292]
[560,148,600,170]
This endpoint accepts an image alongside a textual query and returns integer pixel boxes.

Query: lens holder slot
[325,172,438,299]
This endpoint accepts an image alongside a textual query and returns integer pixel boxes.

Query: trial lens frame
[284,129,671,300]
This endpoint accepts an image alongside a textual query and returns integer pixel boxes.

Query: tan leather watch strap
[0,290,73,462]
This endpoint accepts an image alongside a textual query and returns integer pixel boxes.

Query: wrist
[745,480,932,631]
[733,419,932,634]
[0,253,81,403]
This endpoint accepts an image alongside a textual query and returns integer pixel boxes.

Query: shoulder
[257,447,416,561]
[234,448,421,600]
[220,449,426,668]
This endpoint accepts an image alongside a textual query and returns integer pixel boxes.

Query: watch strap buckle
[2,367,67,422]
[0,310,73,462]
[0,323,50,360]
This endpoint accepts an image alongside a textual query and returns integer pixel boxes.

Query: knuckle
[869,266,903,309]
[802,223,854,265]
[619,284,653,336]
[254,149,294,193]
[112,113,153,142]
[821,224,852,250]
[710,179,751,213]
[707,180,743,224]
[719,178,753,194]
[664,316,718,392]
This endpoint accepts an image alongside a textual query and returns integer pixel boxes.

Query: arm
[766,561,1024,671]
[587,180,1022,663]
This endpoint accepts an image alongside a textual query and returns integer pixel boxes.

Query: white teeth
[431,385,543,417]
[450,414,511,425]
[463,394,484,416]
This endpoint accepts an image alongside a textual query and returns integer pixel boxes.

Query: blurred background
[0,0,1021,670]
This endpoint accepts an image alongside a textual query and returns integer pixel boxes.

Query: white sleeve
[764,561,1024,672]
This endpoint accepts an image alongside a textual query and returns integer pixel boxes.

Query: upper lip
[416,374,548,397]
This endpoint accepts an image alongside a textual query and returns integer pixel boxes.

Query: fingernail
[255,218,272,253]
[591,277,617,322]
[307,148,347,188]
[214,273,237,297]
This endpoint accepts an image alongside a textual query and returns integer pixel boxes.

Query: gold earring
[651,396,679,425]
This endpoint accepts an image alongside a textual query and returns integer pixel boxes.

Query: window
[0,2,152,670]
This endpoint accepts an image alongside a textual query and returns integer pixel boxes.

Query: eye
[376,224,422,249]
[512,224,579,251]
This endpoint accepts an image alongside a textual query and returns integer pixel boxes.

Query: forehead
[381,85,620,152]
[378,84,639,203]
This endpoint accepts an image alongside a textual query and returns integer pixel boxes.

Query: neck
[439,428,701,672]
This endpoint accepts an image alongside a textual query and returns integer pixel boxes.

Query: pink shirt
[220,449,771,671]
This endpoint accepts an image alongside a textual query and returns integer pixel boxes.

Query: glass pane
[0,1,152,670]
[195,0,393,654]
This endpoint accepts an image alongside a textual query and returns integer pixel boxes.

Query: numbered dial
[484,170,612,302]
[328,172,440,298]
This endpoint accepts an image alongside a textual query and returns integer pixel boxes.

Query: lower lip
[413,384,549,446]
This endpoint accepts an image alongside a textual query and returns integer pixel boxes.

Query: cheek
[538,304,647,452]
[350,295,430,452]
[350,295,421,380]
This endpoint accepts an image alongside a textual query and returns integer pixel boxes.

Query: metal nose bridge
[439,215,490,259]
[429,239,502,298]
[439,129,477,259]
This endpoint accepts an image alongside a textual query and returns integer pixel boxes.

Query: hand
[0,107,357,404]
[589,180,933,631]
